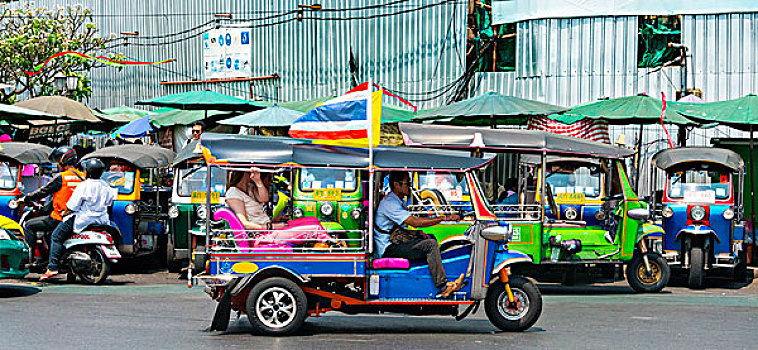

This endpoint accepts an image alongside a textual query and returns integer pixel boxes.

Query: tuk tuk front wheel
[246,277,307,336]
[484,276,542,332]
[688,245,706,289]
[734,245,748,282]
[626,252,669,293]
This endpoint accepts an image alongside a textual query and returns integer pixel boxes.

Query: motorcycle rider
[18,147,84,264]
[40,158,115,281]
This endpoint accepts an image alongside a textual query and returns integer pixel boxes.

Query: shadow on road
[667,272,754,290]
[210,315,540,336]
[0,284,40,298]
[535,283,642,295]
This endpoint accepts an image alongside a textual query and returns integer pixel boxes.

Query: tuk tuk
[400,123,670,293]
[167,140,228,272]
[650,147,747,288]
[0,142,53,220]
[193,133,542,335]
[0,214,29,279]
[81,144,175,258]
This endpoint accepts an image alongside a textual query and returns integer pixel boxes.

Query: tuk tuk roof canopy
[399,123,635,159]
[0,142,53,164]
[82,145,176,168]
[651,147,744,171]
[198,133,493,171]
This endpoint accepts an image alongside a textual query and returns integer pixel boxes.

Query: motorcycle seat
[372,258,410,269]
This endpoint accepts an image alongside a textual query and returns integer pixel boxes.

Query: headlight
[594,209,606,221]
[293,207,304,218]
[168,205,179,219]
[7,199,18,210]
[125,203,138,215]
[690,205,706,221]
[662,206,674,218]
[196,205,207,220]
[723,207,735,220]
[351,208,361,220]
[564,207,578,220]
[320,202,334,216]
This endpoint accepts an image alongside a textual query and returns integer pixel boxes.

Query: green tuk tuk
[400,123,670,292]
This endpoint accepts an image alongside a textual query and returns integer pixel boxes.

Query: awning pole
[751,126,756,247]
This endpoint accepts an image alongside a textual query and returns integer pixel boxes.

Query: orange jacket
[51,168,85,220]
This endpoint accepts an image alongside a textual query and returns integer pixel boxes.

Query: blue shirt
[374,192,411,257]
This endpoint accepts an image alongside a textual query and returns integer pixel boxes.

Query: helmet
[50,146,78,168]
[80,158,106,179]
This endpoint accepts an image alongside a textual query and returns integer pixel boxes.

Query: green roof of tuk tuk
[651,147,744,171]
[198,133,493,171]
[399,123,635,159]
[0,142,53,164]
[82,144,176,168]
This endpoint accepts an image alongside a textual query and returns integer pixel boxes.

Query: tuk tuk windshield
[101,171,136,194]
[177,167,227,197]
[299,168,357,191]
[546,163,601,197]
[668,169,730,200]
[417,172,470,201]
[0,162,18,190]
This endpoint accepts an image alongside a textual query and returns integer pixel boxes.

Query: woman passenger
[226,168,286,231]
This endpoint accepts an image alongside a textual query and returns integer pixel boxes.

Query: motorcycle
[10,199,121,284]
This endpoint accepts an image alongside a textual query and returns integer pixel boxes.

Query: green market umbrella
[414,91,567,127]
[218,105,304,127]
[550,94,696,126]
[149,109,237,127]
[136,90,265,112]
[676,94,758,236]
[94,106,149,123]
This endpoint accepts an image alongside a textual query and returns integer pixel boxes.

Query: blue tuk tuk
[81,144,175,258]
[0,142,53,220]
[651,147,747,288]
[193,133,542,335]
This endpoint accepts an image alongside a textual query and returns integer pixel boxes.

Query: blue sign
[234,59,239,70]
[226,57,232,69]
[225,33,232,46]
[218,35,224,46]
[241,31,250,45]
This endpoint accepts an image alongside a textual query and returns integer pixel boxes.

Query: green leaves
[0,3,117,103]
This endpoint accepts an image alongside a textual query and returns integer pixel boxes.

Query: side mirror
[481,225,513,242]
[627,208,650,221]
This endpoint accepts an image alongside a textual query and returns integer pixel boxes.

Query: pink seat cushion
[372,258,410,269]
[251,244,294,253]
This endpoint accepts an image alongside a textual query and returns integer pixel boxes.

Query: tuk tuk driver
[375,171,464,298]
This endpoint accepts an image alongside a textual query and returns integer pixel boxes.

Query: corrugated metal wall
[17,0,468,111]
[472,15,751,151]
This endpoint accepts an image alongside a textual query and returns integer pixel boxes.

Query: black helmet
[80,158,106,179]
[50,146,78,167]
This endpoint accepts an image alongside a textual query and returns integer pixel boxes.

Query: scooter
[11,199,121,284]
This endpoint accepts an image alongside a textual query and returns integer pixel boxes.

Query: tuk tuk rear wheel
[246,277,307,336]
[484,276,542,332]
[166,236,182,273]
[626,252,669,293]
[688,246,705,289]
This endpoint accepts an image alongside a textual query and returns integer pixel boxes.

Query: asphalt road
[2,268,758,350]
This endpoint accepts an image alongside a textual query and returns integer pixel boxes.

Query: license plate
[191,191,220,204]
[557,193,585,204]
[314,189,342,201]
[139,235,154,250]
[100,245,121,259]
